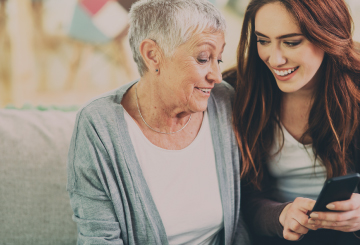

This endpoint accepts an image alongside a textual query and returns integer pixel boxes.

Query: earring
[155,69,159,72]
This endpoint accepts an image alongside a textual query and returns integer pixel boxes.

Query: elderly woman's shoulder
[75,85,128,123]
[222,68,237,89]
[211,81,236,114]
[213,81,235,95]
[211,68,237,98]
[212,85,236,108]
[209,68,238,106]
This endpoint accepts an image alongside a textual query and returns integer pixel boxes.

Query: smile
[195,87,211,94]
[273,67,299,77]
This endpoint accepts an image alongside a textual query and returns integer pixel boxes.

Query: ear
[139,39,162,73]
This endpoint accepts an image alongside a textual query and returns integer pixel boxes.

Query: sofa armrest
[0,109,78,245]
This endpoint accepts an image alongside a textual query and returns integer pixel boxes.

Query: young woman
[226,0,360,244]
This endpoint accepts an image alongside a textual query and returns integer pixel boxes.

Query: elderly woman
[67,0,249,244]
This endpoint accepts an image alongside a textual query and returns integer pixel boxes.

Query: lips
[195,87,212,94]
[272,66,299,81]
[273,67,299,76]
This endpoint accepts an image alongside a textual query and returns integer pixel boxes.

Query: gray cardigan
[67,80,250,245]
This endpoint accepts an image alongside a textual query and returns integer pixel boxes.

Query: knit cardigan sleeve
[67,110,124,245]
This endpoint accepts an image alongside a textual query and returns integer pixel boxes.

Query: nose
[207,60,222,84]
[268,45,286,67]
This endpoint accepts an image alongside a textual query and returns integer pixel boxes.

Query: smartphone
[310,173,360,214]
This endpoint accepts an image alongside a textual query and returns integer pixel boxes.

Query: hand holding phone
[306,174,360,232]
[309,173,360,215]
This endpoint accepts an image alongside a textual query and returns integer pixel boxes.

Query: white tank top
[267,124,327,202]
[124,110,223,245]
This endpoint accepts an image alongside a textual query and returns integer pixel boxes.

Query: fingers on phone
[343,194,360,210]
[294,213,310,227]
[327,193,360,211]
[283,231,303,241]
[293,197,316,211]
[316,220,343,227]
[283,226,308,241]
[321,225,358,232]
[306,199,317,211]
[313,210,354,222]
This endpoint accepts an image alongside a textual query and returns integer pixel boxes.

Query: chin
[192,107,208,114]
[277,87,297,94]
[190,102,208,113]
[276,81,303,94]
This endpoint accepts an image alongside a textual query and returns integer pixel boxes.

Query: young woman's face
[255,2,325,94]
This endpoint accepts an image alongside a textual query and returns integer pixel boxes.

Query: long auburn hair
[233,0,360,190]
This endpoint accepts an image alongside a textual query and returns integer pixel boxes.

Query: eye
[284,40,302,47]
[257,39,270,45]
[197,58,209,64]
[217,59,223,64]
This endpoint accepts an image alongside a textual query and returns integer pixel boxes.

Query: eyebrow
[254,31,303,39]
[197,42,226,51]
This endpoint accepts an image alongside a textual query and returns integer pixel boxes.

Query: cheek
[186,68,207,85]
[181,61,203,78]
[301,46,324,77]
[257,44,268,62]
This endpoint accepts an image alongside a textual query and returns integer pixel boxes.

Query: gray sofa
[0,109,78,245]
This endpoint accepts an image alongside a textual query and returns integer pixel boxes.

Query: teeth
[199,88,211,93]
[274,67,297,77]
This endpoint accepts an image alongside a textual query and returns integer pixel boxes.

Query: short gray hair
[128,0,226,76]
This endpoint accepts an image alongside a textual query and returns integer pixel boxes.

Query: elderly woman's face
[159,32,225,113]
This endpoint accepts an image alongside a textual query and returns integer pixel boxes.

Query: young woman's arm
[242,175,317,241]
[241,186,290,237]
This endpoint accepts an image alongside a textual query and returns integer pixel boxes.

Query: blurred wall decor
[0,0,11,107]
[0,0,139,108]
[0,0,359,108]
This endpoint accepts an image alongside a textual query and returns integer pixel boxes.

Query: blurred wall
[0,0,359,108]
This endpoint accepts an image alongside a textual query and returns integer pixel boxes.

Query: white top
[267,124,327,202]
[124,110,223,245]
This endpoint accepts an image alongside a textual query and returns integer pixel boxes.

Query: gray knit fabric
[67,80,250,245]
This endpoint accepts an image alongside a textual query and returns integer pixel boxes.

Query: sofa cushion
[0,109,78,245]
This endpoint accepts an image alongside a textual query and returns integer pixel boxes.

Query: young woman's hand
[279,197,318,241]
[308,193,360,232]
